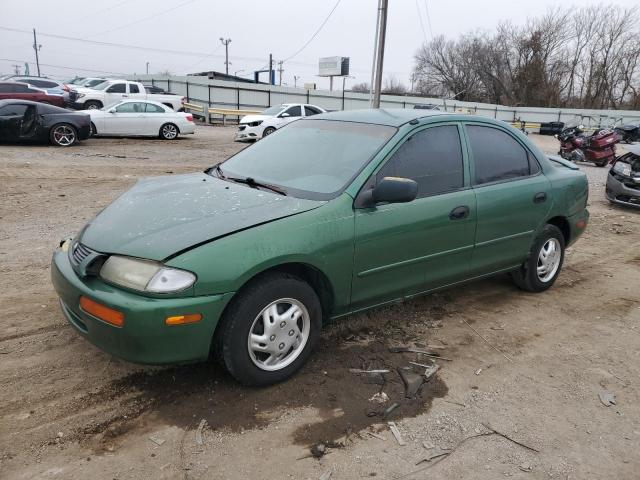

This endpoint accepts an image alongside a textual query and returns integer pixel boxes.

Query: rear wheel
[511,224,565,293]
[262,126,276,138]
[217,272,322,386]
[595,160,608,167]
[159,123,179,140]
[49,123,78,147]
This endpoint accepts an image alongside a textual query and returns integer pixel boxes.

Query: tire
[511,224,565,293]
[49,123,78,147]
[595,160,608,167]
[217,272,322,386]
[159,123,179,140]
[90,122,97,136]
[262,126,276,138]
[84,101,102,110]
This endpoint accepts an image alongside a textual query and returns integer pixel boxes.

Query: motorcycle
[614,124,640,143]
[556,123,618,167]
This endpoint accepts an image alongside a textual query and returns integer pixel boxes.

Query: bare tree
[382,76,408,94]
[351,82,370,93]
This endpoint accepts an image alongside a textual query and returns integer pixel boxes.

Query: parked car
[8,76,78,105]
[0,99,91,146]
[51,109,589,386]
[235,103,325,142]
[413,104,440,110]
[614,123,640,143]
[0,82,66,107]
[72,80,185,111]
[606,144,640,208]
[88,100,195,139]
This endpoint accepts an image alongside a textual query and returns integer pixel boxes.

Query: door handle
[449,205,470,220]
[533,192,547,203]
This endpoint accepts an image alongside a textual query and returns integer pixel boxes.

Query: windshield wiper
[226,176,287,196]
[209,165,286,196]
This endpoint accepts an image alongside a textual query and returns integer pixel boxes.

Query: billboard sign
[319,56,349,77]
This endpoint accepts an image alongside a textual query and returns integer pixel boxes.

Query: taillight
[186,114,193,122]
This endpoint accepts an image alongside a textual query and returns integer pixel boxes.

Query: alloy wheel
[247,298,310,371]
[162,124,178,139]
[52,125,76,146]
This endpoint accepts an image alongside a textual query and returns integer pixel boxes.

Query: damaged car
[52,109,589,386]
[0,99,91,146]
[606,144,640,208]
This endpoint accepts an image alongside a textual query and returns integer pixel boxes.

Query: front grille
[71,242,92,265]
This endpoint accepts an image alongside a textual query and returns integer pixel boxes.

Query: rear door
[351,123,476,308]
[142,102,169,135]
[464,123,551,274]
[127,83,146,100]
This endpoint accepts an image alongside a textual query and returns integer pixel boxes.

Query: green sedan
[51,109,589,385]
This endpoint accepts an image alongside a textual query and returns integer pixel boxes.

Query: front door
[351,124,476,309]
[103,102,147,135]
[465,124,552,274]
[275,105,302,128]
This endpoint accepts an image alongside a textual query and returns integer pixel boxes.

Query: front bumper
[606,173,640,209]
[234,124,263,142]
[51,249,234,365]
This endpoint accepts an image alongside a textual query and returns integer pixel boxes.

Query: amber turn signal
[165,313,202,326]
[79,296,125,327]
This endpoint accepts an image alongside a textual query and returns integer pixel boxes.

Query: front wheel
[49,123,78,147]
[218,272,322,386]
[511,224,565,293]
[159,123,179,140]
[262,126,276,138]
[84,100,102,110]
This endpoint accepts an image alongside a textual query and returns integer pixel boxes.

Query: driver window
[115,102,144,113]
[107,83,126,93]
[284,106,301,117]
[376,125,464,199]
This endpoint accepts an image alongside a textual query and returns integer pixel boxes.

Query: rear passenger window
[376,125,464,198]
[467,125,531,184]
[129,84,139,93]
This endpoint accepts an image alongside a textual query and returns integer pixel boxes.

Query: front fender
[166,194,356,314]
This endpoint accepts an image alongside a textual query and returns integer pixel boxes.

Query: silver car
[606,144,640,208]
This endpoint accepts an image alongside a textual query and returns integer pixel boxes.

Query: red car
[0,82,66,108]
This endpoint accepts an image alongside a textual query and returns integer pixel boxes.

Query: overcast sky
[1,0,637,89]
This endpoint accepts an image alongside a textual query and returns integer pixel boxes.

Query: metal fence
[131,75,640,128]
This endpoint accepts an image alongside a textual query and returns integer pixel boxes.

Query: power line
[415,0,428,44]
[74,0,130,23]
[423,0,434,38]
[0,57,126,75]
[282,0,342,62]
[88,0,198,38]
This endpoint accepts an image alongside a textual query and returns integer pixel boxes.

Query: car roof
[117,99,167,107]
[310,108,451,127]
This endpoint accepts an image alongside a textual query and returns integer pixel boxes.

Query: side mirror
[359,177,418,207]
[109,109,116,114]
[280,112,290,118]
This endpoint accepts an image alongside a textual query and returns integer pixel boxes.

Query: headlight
[248,120,263,127]
[100,255,196,293]
[77,93,85,98]
[613,161,632,177]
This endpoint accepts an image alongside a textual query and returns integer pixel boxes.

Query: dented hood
[80,173,323,261]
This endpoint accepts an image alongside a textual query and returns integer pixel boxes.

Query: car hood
[80,173,323,261]
[240,114,272,125]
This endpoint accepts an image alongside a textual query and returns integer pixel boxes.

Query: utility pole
[219,38,231,75]
[269,53,273,85]
[32,28,41,77]
[372,0,388,108]
[293,75,300,88]
[146,62,149,74]
[277,61,284,86]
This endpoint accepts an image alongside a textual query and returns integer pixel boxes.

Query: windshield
[92,81,112,91]
[262,105,286,116]
[219,119,396,200]
[84,79,105,88]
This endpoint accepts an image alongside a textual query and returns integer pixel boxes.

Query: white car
[88,100,195,139]
[235,103,325,142]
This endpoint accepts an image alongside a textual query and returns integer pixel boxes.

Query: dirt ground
[0,126,638,480]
